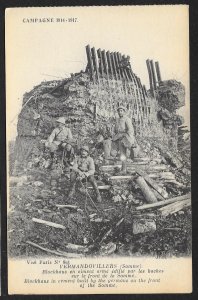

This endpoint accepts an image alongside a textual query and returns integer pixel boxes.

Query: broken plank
[26,241,82,258]
[110,175,134,180]
[136,193,191,211]
[55,205,78,210]
[99,218,124,245]
[32,218,65,229]
[158,199,191,216]
[63,243,88,253]
[87,185,111,190]
[136,169,168,198]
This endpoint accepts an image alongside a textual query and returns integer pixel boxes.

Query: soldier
[68,145,102,203]
[45,117,73,154]
[113,106,137,172]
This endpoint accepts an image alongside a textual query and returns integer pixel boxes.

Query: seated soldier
[68,145,102,203]
[45,117,73,161]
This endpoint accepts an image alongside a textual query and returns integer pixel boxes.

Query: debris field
[8,45,191,258]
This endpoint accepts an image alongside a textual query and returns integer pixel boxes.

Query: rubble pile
[9,48,191,258]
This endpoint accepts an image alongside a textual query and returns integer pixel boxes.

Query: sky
[5,5,189,140]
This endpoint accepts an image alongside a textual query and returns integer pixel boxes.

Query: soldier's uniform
[113,107,136,158]
[46,117,73,152]
[68,146,102,202]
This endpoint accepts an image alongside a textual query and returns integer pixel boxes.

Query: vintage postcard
[6,5,191,294]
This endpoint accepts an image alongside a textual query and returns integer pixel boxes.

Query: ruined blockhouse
[13,45,185,168]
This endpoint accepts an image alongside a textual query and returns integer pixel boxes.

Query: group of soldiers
[45,106,138,203]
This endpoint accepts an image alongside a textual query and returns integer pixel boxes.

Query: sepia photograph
[6,5,191,294]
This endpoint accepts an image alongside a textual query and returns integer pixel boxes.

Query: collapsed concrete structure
[8,46,191,258]
[13,45,185,169]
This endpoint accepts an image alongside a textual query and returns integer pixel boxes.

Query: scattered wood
[158,199,191,216]
[152,189,165,201]
[135,176,158,203]
[63,243,88,253]
[32,218,66,229]
[87,185,111,190]
[110,175,134,180]
[164,180,185,187]
[148,165,167,171]
[55,204,78,210]
[136,169,168,199]
[136,193,191,211]
[26,241,82,257]
[99,218,124,245]
[56,248,84,258]
[158,149,183,168]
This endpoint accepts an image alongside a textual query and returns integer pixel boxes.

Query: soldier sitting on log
[68,145,102,203]
[45,117,73,164]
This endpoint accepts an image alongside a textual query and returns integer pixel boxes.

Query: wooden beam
[158,199,191,216]
[136,169,168,198]
[32,218,66,229]
[26,241,83,258]
[136,193,191,211]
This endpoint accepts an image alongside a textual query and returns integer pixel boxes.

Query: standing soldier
[113,106,136,172]
[68,145,102,203]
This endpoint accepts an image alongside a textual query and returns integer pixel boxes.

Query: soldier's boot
[91,180,102,203]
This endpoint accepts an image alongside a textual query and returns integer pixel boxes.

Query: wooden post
[150,60,157,89]
[85,45,95,83]
[146,59,154,94]
[91,47,100,84]
[155,61,162,83]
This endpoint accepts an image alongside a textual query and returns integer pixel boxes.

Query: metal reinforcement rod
[143,85,148,97]
[91,47,100,84]
[133,73,144,125]
[117,52,124,80]
[110,52,118,80]
[86,45,95,83]
[101,50,109,80]
[137,77,148,119]
[106,51,114,80]
[114,52,121,80]
[146,59,154,94]
[150,59,157,90]
[97,48,105,78]
[128,69,141,122]
[155,61,162,83]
